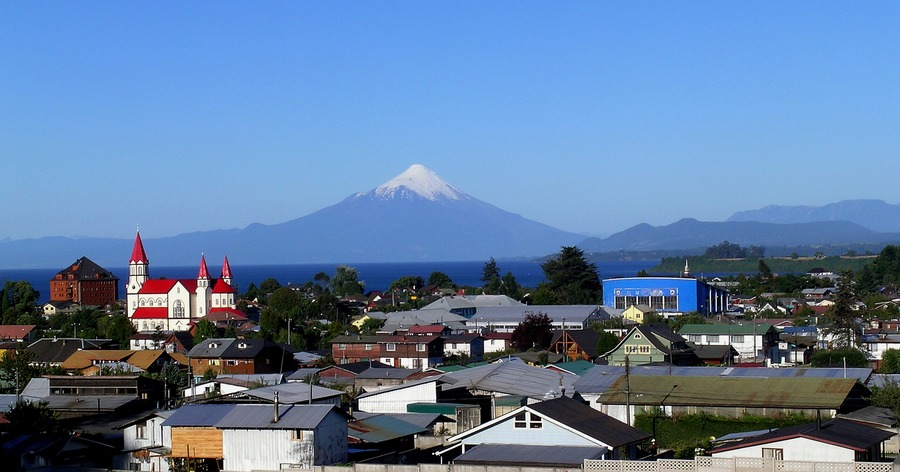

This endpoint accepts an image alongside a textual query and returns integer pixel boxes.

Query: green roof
[407,402,475,415]
[678,323,773,335]
[600,375,859,409]
[494,395,527,407]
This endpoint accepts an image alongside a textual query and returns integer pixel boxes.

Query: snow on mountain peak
[374,164,465,201]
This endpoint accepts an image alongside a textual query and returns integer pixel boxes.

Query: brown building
[186,338,296,378]
[50,256,119,305]
[330,334,444,370]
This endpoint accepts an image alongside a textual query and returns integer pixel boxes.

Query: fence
[221,458,898,472]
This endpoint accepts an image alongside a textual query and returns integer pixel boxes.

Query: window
[707,335,720,343]
[417,343,426,352]
[386,343,396,351]
[688,335,702,343]
[731,335,744,343]
[625,345,638,354]
[514,411,542,429]
[639,345,650,354]
[291,430,304,441]
[338,343,347,350]
[174,301,184,318]
[135,421,147,439]
[762,448,783,460]
[364,344,372,351]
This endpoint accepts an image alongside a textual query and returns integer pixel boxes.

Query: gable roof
[439,358,575,400]
[599,375,865,410]
[709,418,894,453]
[27,338,114,364]
[164,403,345,429]
[450,396,649,448]
[550,329,602,358]
[0,325,36,340]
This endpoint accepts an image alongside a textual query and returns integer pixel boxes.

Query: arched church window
[174,301,184,318]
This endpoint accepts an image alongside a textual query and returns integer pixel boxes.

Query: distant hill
[0,165,584,269]
[727,199,900,233]
[577,218,900,253]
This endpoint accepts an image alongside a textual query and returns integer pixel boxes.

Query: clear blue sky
[2,2,899,241]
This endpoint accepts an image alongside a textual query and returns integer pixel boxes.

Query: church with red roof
[126,230,241,332]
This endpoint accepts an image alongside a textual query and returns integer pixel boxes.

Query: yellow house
[623,304,655,324]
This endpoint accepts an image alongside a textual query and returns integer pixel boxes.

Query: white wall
[357,380,438,413]
[712,437,855,462]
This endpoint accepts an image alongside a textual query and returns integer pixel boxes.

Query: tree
[596,331,619,356]
[870,377,900,421]
[881,349,900,374]
[259,278,282,295]
[193,319,218,345]
[330,265,364,296]
[500,272,520,298]
[821,271,861,348]
[810,347,868,368]
[511,312,553,351]
[5,400,62,435]
[0,346,42,394]
[482,258,502,294]
[428,271,455,289]
[389,275,424,293]
[98,314,136,348]
[758,259,773,280]
[540,246,601,304]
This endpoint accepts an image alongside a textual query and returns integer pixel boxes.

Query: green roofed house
[407,402,481,435]
[678,322,780,363]
[596,375,870,426]
[601,324,700,367]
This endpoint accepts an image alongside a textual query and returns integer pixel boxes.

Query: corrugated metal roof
[353,412,450,429]
[599,375,860,409]
[407,402,473,415]
[454,444,605,467]
[348,414,427,443]
[709,418,895,453]
[237,382,343,403]
[163,404,235,426]
[574,365,873,394]
[440,358,576,400]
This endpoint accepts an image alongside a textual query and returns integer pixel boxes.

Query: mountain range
[1,165,899,269]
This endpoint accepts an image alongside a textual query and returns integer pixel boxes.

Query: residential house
[115,410,174,472]
[41,300,79,317]
[688,343,738,366]
[437,396,650,466]
[550,328,602,361]
[442,333,484,361]
[354,367,422,391]
[0,325,36,343]
[162,403,349,471]
[357,377,442,414]
[60,349,184,376]
[315,361,393,387]
[601,324,700,366]
[482,332,512,353]
[186,338,296,380]
[838,405,900,454]
[330,334,443,370]
[20,375,162,420]
[129,330,194,354]
[218,381,344,406]
[27,337,115,367]
[709,418,893,462]
[678,323,780,363]
[861,333,900,370]
[622,304,655,324]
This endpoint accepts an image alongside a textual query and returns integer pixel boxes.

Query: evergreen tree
[511,311,553,351]
[821,271,861,348]
[540,246,601,304]
[481,258,502,294]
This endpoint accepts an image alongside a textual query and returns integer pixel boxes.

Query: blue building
[602,277,729,315]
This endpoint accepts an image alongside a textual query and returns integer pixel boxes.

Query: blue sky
[2,2,899,241]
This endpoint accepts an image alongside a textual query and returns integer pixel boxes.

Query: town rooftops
[163,403,346,429]
[709,418,894,454]
[678,323,775,335]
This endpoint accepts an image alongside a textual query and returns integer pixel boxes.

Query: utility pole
[625,355,631,426]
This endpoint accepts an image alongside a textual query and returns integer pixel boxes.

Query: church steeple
[197,254,210,285]
[127,228,149,318]
[682,259,691,278]
[221,256,233,286]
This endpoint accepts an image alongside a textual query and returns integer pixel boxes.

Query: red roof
[198,254,209,279]
[206,308,248,322]
[130,230,149,264]
[139,279,179,294]
[0,325,36,340]
[408,325,447,334]
[212,278,235,294]
[132,307,169,319]
[221,256,232,279]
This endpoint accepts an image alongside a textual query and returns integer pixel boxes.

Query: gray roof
[383,309,468,326]
[187,338,234,358]
[574,365,874,394]
[234,381,344,403]
[20,377,50,399]
[354,368,420,380]
[218,373,284,386]
[164,403,342,429]
[463,295,524,307]
[838,405,897,427]
[352,412,451,429]
[471,305,600,323]
[440,358,576,400]
[422,296,476,311]
[286,368,324,382]
[357,377,441,399]
[454,444,606,467]
[348,414,427,443]
[867,373,900,388]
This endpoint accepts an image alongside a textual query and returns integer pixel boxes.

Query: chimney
[273,391,280,423]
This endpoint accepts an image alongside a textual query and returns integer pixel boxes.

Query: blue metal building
[602,277,729,315]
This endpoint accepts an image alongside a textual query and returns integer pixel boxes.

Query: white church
[126,230,240,332]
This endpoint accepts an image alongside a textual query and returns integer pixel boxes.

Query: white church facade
[126,231,240,332]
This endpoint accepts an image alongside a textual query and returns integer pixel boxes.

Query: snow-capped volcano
[366,164,467,201]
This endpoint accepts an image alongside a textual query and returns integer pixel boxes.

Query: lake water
[1,259,664,303]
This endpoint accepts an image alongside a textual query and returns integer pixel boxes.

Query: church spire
[130,229,148,264]
[682,259,691,278]
[198,254,210,279]
[221,256,232,279]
